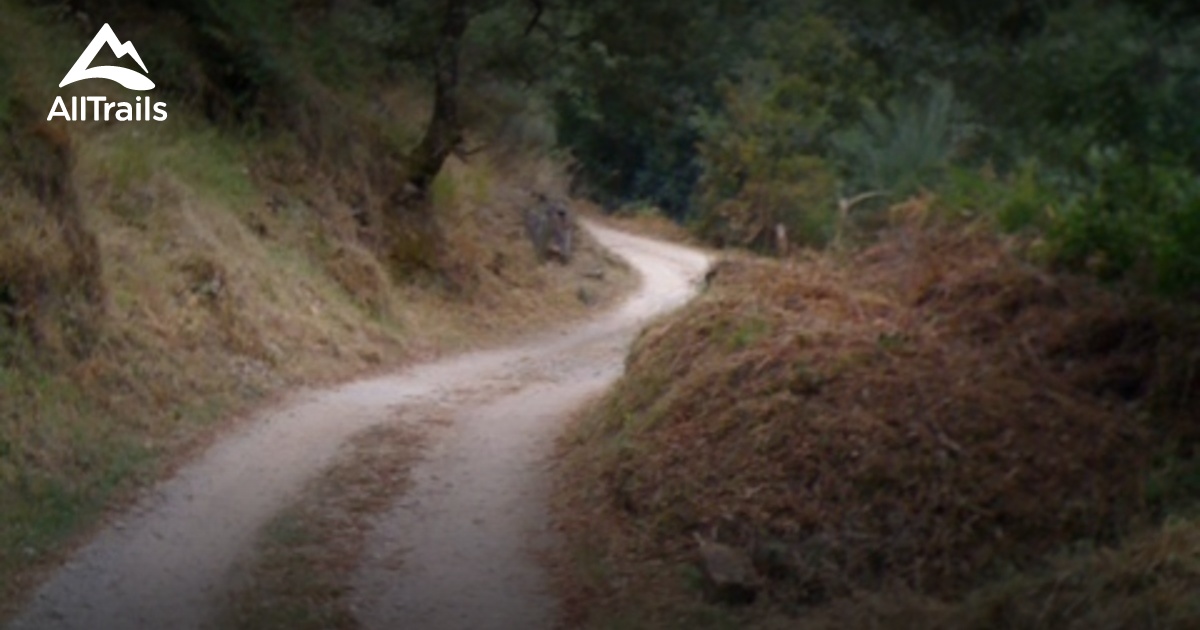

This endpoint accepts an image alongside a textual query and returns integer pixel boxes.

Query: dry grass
[0,2,636,621]
[769,516,1200,630]
[0,110,631,623]
[553,220,1200,628]
[221,420,428,630]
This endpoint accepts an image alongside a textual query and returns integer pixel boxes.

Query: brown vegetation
[222,420,428,630]
[1,114,105,359]
[555,219,1199,628]
[0,121,630,614]
[0,7,632,613]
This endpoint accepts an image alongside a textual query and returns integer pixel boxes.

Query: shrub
[1048,149,1200,296]
[690,15,879,252]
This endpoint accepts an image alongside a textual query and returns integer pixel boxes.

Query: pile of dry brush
[571,221,1199,607]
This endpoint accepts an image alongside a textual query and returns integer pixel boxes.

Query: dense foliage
[552,0,1200,295]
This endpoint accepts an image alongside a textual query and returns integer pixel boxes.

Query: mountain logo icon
[59,23,154,91]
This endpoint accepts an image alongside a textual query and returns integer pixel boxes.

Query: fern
[832,81,965,197]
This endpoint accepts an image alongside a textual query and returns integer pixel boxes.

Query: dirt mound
[561,224,1197,610]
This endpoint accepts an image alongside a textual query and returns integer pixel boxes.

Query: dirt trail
[7,222,709,630]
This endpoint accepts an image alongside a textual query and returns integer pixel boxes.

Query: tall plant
[831,81,965,198]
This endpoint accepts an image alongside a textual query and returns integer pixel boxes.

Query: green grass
[0,364,159,583]
[160,127,260,209]
[726,316,770,350]
[80,122,260,215]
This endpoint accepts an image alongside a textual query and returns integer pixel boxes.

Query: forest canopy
[551,0,1200,295]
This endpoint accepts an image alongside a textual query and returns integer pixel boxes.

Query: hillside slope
[555,222,1199,629]
[0,1,631,612]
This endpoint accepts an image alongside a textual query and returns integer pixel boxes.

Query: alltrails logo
[47,23,168,122]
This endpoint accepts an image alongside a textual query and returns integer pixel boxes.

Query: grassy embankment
[0,2,630,615]
[556,208,1199,628]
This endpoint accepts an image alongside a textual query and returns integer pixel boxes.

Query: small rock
[694,533,759,605]
[576,286,595,306]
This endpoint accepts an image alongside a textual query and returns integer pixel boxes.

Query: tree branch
[523,0,544,36]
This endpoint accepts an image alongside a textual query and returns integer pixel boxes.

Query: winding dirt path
[7,222,709,630]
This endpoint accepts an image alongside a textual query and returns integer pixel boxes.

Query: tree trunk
[406,0,469,194]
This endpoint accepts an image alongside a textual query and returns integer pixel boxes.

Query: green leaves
[687,14,882,251]
[830,81,965,197]
[1049,151,1200,295]
[551,0,761,214]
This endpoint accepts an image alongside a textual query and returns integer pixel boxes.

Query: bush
[931,162,1058,232]
[928,151,1200,299]
[693,155,838,251]
[690,15,879,252]
[1048,150,1200,296]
